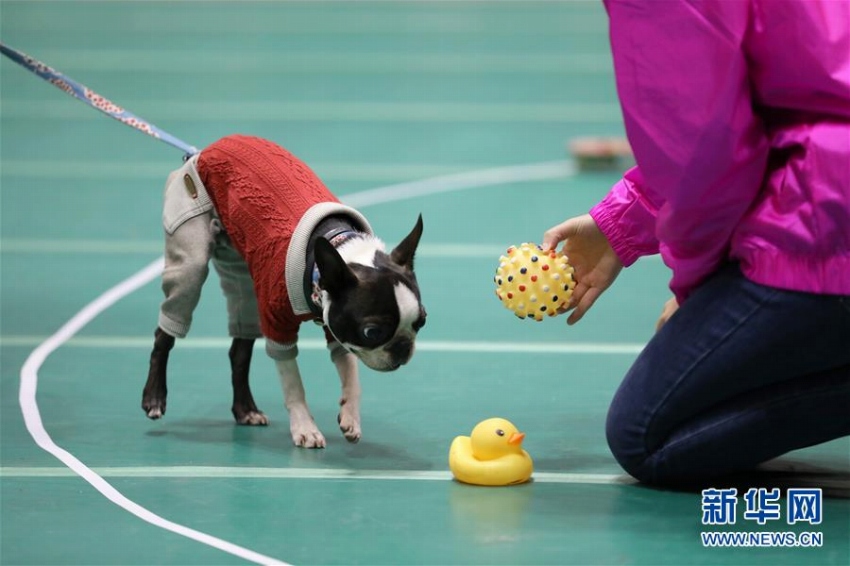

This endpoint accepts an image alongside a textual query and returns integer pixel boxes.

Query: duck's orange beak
[508,432,525,445]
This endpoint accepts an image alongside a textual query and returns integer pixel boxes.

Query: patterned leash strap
[0,42,199,159]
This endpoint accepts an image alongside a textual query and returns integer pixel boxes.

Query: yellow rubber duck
[449,418,533,486]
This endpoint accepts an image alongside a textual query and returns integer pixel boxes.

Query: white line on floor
[0,160,502,181]
[5,100,623,123]
[0,466,636,485]
[10,14,607,37]
[0,242,522,257]
[2,335,645,354]
[344,160,574,207]
[6,50,614,73]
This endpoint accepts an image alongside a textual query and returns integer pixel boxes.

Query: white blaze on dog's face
[315,216,426,372]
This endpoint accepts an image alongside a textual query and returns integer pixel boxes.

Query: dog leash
[0,42,199,160]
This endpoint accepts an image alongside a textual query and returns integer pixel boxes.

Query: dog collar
[309,229,361,318]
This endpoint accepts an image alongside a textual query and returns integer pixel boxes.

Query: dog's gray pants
[157,158,262,341]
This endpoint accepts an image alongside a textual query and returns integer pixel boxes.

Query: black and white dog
[142,135,425,448]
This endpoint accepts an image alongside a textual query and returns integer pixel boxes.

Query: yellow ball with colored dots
[494,243,576,321]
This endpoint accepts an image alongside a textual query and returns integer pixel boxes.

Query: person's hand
[542,214,623,325]
[655,296,679,332]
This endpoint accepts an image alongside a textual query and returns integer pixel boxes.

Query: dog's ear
[315,237,358,296]
[390,214,424,271]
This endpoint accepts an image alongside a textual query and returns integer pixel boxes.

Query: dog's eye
[362,325,389,343]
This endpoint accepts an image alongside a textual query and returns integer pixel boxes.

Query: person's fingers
[655,297,679,332]
[541,218,579,252]
[559,280,588,314]
[566,305,585,326]
[566,286,602,325]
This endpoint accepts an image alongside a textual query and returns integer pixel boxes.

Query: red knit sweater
[197,135,338,345]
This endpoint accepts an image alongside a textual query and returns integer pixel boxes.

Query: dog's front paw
[338,399,362,443]
[291,426,326,448]
[290,411,326,448]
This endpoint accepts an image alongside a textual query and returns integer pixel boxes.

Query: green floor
[1,2,848,565]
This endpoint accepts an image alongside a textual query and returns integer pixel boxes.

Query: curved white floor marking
[18,161,576,564]
[19,257,289,565]
[343,160,574,207]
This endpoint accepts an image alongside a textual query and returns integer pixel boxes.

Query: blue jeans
[606,263,850,486]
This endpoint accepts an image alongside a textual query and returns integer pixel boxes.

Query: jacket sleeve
[590,166,661,267]
[598,0,769,302]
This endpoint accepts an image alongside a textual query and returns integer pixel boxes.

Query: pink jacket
[590,0,850,303]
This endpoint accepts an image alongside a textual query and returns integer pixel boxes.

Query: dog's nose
[387,338,412,361]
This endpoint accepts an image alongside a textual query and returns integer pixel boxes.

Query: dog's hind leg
[142,327,175,419]
[210,234,266,426]
[149,183,216,420]
[230,337,269,425]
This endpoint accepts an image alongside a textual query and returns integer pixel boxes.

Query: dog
[141,135,425,448]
